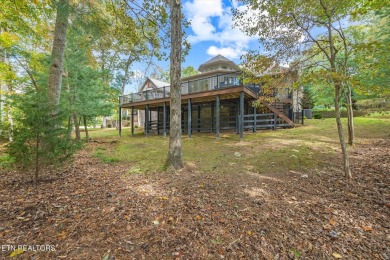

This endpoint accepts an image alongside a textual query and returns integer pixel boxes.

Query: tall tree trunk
[345,84,354,145]
[0,27,4,127]
[0,82,3,128]
[34,132,40,187]
[326,14,352,179]
[7,106,13,142]
[72,113,80,141]
[67,115,72,139]
[47,0,69,116]
[83,116,89,142]
[335,83,352,179]
[5,53,14,142]
[165,0,183,170]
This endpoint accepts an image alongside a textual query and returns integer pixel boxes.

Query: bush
[313,113,322,119]
[7,89,78,185]
[0,154,15,169]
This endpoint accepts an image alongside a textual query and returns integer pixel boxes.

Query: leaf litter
[0,139,388,259]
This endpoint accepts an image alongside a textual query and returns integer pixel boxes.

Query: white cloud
[184,0,256,59]
[207,46,245,60]
[184,0,223,43]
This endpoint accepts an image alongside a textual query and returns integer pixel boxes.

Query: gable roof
[149,78,170,88]
[202,54,231,65]
[138,77,170,92]
[198,54,241,72]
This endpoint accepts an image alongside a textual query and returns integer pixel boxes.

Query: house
[136,77,170,127]
[119,55,301,139]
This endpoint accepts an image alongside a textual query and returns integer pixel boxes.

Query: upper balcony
[118,72,260,105]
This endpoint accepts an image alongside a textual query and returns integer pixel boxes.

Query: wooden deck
[120,86,258,109]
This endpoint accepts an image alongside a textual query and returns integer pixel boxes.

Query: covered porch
[119,86,291,140]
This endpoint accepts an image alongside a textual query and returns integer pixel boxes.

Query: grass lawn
[87,115,390,176]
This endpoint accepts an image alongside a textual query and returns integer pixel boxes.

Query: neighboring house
[119,55,301,139]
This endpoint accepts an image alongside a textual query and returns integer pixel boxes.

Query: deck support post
[157,106,160,135]
[149,107,152,130]
[119,106,122,137]
[197,104,201,132]
[236,99,240,133]
[188,99,192,137]
[211,101,214,133]
[163,102,167,138]
[273,113,277,130]
[216,95,220,139]
[239,92,244,141]
[145,104,149,136]
[131,106,134,137]
[253,105,257,132]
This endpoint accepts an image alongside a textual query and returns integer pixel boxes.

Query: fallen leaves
[56,231,67,240]
[332,252,343,258]
[10,249,24,257]
[0,139,388,259]
[362,225,373,232]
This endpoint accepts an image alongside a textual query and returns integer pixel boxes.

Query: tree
[234,0,358,178]
[182,65,198,77]
[301,86,315,109]
[150,65,170,82]
[165,0,184,170]
[64,29,115,141]
[47,0,70,116]
[348,8,390,98]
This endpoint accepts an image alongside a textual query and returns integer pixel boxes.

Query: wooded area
[0,0,389,258]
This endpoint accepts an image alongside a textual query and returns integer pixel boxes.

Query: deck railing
[119,71,293,105]
[119,72,243,105]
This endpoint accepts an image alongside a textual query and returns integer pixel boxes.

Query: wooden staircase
[260,100,294,126]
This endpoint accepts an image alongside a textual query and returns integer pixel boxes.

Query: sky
[125,0,353,94]
[128,0,258,93]
[181,0,258,68]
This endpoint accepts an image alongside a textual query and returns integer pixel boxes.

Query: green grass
[0,153,15,169]
[86,115,390,176]
[93,147,121,164]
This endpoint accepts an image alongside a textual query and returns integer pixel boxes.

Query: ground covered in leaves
[0,118,389,259]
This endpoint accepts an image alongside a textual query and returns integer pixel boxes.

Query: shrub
[7,89,78,185]
[0,154,15,169]
[313,113,322,119]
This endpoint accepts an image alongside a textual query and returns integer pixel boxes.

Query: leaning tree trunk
[345,84,354,146]
[83,116,89,142]
[47,0,69,116]
[164,0,183,170]
[335,82,352,179]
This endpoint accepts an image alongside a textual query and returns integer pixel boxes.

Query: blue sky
[126,0,351,94]
[181,0,259,68]
[128,0,258,93]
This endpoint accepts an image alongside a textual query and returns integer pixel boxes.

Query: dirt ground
[0,138,389,259]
